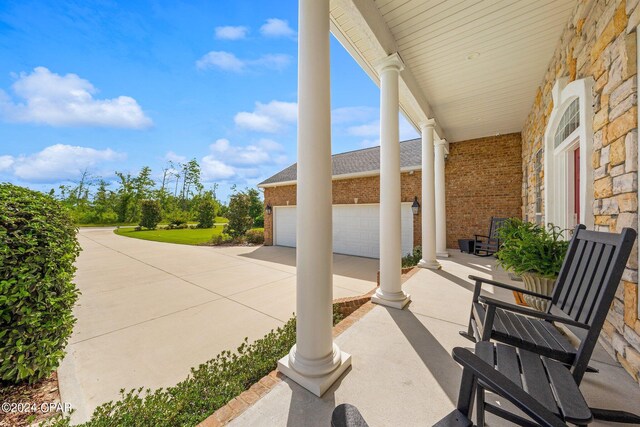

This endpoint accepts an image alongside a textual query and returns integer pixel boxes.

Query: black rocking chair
[473,217,507,256]
[461,224,639,424]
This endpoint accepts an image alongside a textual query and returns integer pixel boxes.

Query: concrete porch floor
[231,251,640,427]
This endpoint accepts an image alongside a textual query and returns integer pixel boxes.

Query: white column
[435,139,449,257]
[418,120,441,269]
[277,0,351,397]
[371,53,411,310]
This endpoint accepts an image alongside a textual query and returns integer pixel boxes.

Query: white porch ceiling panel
[330,0,576,142]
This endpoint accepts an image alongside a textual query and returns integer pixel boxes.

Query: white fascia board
[258,165,421,188]
[330,0,446,140]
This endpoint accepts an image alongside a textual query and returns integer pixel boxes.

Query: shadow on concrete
[432,269,476,293]
[386,307,462,405]
[239,246,379,282]
[284,366,351,427]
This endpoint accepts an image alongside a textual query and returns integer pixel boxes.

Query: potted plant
[496,218,569,310]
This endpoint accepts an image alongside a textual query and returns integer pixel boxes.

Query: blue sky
[0,0,418,201]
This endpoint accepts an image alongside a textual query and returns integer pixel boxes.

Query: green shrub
[139,200,161,230]
[401,246,422,268]
[209,233,233,246]
[496,218,569,278]
[244,229,264,245]
[0,184,80,384]
[166,211,189,227]
[196,198,216,229]
[226,193,253,238]
[253,213,264,228]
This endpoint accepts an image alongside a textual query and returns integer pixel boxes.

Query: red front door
[574,147,580,224]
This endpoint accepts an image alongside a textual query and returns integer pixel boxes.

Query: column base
[371,289,411,309]
[418,258,441,270]
[436,251,450,258]
[277,349,352,397]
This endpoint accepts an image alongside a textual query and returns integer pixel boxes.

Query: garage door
[273,204,413,259]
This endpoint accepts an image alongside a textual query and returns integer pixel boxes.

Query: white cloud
[201,138,287,182]
[0,155,14,171]
[196,51,246,72]
[1,144,126,182]
[234,100,297,133]
[164,151,187,164]
[196,51,291,73]
[0,67,152,128]
[214,25,248,40]
[260,18,296,38]
[347,121,379,137]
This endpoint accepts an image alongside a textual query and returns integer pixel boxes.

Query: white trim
[543,77,595,231]
[258,165,422,188]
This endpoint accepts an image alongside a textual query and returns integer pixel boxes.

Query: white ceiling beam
[330,0,446,140]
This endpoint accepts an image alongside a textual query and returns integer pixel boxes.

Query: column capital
[374,52,405,74]
[419,118,436,130]
[435,139,449,153]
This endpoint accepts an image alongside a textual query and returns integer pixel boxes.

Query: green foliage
[244,229,265,245]
[0,184,80,384]
[496,218,569,279]
[208,233,233,246]
[401,246,422,268]
[226,192,253,238]
[139,200,162,230]
[166,211,189,227]
[196,192,216,229]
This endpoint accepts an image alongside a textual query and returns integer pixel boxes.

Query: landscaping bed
[0,373,62,427]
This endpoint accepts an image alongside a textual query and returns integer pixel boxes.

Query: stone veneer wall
[521,0,640,384]
[263,134,522,251]
[445,133,523,249]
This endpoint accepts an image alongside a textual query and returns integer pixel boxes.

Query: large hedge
[0,183,81,384]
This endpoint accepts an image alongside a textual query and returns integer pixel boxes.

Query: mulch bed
[0,372,61,427]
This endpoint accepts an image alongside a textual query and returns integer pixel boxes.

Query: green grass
[215,216,229,223]
[114,226,225,245]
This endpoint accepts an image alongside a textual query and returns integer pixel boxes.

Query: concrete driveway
[59,228,377,423]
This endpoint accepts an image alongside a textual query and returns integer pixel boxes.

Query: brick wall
[263,133,522,251]
[445,133,523,249]
[521,0,640,384]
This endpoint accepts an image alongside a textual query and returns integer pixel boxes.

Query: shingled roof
[258,138,421,186]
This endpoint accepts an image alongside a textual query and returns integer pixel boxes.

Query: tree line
[52,158,264,228]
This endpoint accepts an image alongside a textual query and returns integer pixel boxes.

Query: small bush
[166,211,189,227]
[0,184,80,384]
[226,193,253,238]
[244,229,264,245]
[139,200,161,230]
[401,246,422,268]
[167,223,189,230]
[196,198,216,229]
[209,233,233,246]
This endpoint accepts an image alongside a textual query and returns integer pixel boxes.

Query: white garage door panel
[274,204,413,259]
[273,206,296,248]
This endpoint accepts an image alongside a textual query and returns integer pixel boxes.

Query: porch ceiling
[331,0,577,142]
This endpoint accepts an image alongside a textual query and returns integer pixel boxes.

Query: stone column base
[418,259,441,270]
[277,351,351,397]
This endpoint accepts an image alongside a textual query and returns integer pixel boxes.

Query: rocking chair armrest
[451,347,568,427]
[468,275,553,300]
[474,234,490,241]
[478,296,589,330]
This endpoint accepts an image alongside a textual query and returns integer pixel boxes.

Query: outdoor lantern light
[411,196,420,215]
[265,203,272,215]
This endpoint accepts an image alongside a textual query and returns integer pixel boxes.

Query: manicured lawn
[114,226,225,245]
